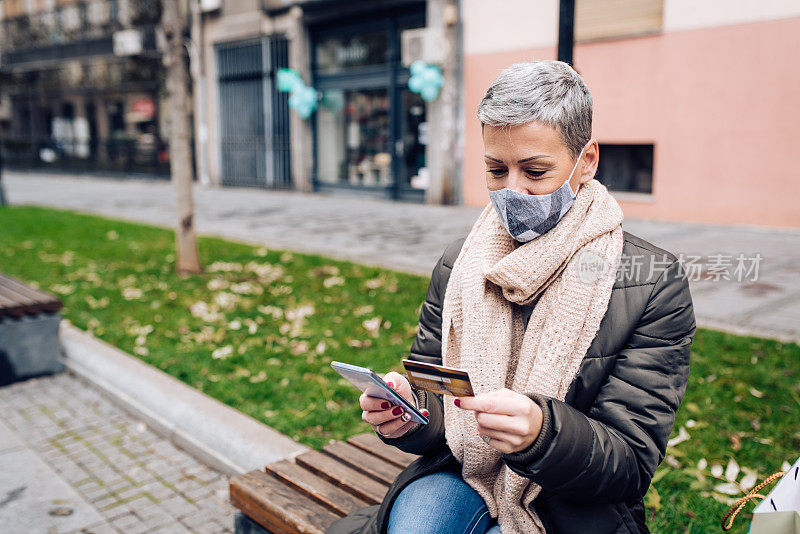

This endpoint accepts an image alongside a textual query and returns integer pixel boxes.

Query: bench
[0,272,64,384]
[229,432,420,534]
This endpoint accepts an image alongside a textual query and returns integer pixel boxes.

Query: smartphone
[330,361,428,425]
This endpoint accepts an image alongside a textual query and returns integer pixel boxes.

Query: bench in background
[230,432,419,534]
[0,273,64,384]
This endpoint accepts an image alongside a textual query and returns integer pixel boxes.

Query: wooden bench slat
[322,441,403,486]
[295,449,388,505]
[346,432,419,468]
[266,459,371,516]
[0,274,61,305]
[230,469,341,534]
[0,286,32,314]
[0,274,63,318]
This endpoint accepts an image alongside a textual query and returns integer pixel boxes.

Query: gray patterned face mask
[488,144,586,242]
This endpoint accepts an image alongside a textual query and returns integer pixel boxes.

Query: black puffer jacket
[327,230,696,534]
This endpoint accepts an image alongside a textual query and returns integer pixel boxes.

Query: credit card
[401,359,474,397]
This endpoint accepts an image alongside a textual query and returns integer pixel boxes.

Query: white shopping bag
[749,457,800,534]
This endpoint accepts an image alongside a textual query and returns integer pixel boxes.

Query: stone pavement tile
[126,521,155,534]
[0,447,107,533]
[180,507,223,531]
[70,521,120,534]
[161,494,200,520]
[151,522,193,534]
[111,510,142,531]
[93,493,121,510]
[141,508,178,530]
[0,419,26,453]
[192,495,236,522]
[0,373,239,534]
[114,484,144,501]
[144,482,176,502]
[182,483,214,502]
[125,494,161,520]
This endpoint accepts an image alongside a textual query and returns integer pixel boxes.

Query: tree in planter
[161,0,201,274]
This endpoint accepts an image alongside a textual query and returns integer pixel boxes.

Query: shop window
[596,144,653,194]
[311,8,426,200]
[576,0,663,43]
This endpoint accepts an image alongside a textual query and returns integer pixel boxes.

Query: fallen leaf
[711,464,724,478]
[740,472,758,490]
[362,317,382,337]
[667,426,690,447]
[725,459,740,482]
[249,371,267,383]
[714,482,741,495]
[323,276,345,288]
[211,345,233,360]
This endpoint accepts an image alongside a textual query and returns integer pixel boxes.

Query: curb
[696,318,800,346]
[59,323,309,476]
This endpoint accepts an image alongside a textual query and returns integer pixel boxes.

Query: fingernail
[392,407,402,416]
[381,402,390,410]
[387,382,394,388]
[421,409,429,417]
[454,399,461,407]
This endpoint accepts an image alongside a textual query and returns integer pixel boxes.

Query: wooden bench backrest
[0,273,63,319]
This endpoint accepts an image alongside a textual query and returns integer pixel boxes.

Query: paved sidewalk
[0,371,235,534]
[5,171,800,344]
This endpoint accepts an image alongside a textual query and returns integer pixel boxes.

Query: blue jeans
[387,469,502,534]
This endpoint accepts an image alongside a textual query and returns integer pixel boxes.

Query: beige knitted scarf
[441,178,624,534]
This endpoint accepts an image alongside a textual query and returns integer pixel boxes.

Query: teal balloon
[289,85,318,119]
[410,60,427,77]
[420,85,439,102]
[277,68,303,93]
[408,61,444,102]
[279,68,319,119]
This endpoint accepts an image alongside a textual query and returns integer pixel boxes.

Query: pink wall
[462,17,800,228]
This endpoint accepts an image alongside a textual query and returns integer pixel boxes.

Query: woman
[327,60,696,534]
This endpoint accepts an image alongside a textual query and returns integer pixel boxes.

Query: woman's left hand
[454,388,543,454]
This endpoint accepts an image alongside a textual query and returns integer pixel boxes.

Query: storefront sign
[132,98,156,120]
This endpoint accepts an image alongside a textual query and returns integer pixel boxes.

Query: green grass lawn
[1,205,798,533]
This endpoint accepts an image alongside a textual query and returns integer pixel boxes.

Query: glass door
[315,88,392,189]
[396,88,427,197]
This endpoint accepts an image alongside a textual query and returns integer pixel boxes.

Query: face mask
[488,144,587,242]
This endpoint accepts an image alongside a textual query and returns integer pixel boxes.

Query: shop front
[309,4,429,201]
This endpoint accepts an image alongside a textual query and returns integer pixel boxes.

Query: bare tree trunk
[162,0,201,274]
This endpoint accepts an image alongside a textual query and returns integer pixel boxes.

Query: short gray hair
[477,60,593,161]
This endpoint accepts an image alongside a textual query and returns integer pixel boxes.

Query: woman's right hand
[360,371,428,439]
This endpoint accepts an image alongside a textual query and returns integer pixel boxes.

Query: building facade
[460,0,800,228]
[0,0,171,176]
[3,0,797,228]
[195,0,461,203]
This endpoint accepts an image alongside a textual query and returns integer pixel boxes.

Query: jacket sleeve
[376,239,464,455]
[501,258,696,503]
